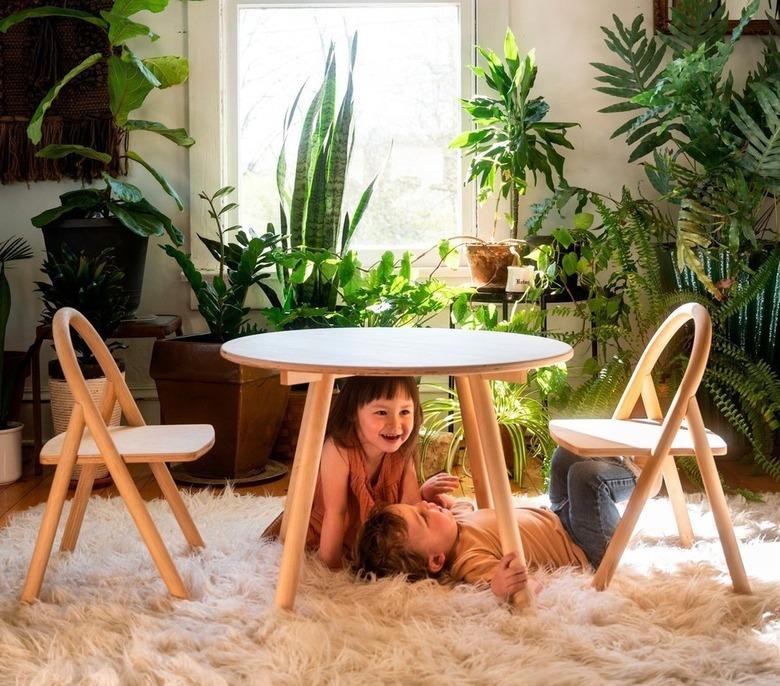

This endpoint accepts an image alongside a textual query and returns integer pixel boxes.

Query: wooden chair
[21,307,215,602]
[549,303,751,594]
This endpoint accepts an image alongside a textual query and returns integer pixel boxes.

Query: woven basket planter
[49,375,122,481]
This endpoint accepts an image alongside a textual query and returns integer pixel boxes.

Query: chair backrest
[52,307,146,432]
[612,302,712,454]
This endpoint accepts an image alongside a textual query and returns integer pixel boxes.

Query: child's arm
[399,459,423,504]
[420,472,461,504]
[317,441,350,569]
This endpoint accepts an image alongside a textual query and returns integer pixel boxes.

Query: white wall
[0,1,768,438]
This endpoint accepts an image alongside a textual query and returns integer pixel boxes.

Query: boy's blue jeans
[548,446,636,568]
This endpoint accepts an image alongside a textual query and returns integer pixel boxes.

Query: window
[188,0,508,267]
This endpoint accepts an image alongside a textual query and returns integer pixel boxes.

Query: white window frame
[187,0,508,272]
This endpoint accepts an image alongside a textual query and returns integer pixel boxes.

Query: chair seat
[40,425,215,465]
[549,418,727,458]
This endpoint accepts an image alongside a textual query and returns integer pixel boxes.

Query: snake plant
[273,34,378,315]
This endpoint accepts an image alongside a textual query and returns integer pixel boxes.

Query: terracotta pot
[150,336,289,479]
[466,243,524,291]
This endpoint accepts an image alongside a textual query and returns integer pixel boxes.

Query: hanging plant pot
[41,218,149,316]
[466,242,526,291]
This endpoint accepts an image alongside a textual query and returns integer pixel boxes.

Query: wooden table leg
[454,376,492,510]
[469,375,534,610]
[275,374,335,610]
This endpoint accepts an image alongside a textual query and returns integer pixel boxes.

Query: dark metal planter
[41,217,149,315]
[150,336,290,481]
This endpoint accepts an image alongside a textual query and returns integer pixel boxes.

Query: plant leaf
[35,144,111,164]
[27,53,103,144]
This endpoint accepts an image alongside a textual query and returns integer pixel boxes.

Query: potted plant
[266,34,381,328]
[36,244,130,484]
[0,236,33,484]
[150,187,289,483]
[420,375,557,489]
[593,0,779,298]
[0,0,193,313]
[450,28,578,290]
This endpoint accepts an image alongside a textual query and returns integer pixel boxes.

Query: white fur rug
[0,491,779,685]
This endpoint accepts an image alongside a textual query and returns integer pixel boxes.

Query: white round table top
[220,327,573,376]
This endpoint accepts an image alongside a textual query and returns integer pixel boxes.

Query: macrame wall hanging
[0,0,124,184]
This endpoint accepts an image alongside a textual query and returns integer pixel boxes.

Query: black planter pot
[41,218,149,315]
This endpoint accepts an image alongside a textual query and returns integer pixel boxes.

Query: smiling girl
[263,376,459,569]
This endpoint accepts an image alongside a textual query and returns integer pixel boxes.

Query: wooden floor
[1,448,777,529]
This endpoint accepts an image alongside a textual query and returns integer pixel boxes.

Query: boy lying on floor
[353,500,591,601]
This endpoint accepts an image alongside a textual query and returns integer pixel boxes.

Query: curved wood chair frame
[551,303,750,594]
[21,308,212,602]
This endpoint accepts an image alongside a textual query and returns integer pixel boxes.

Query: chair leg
[661,456,694,548]
[454,376,493,510]
[101,454,190,599]
[688,398,751,594]
[150,462,205,549]
[275,375,335,611]
[468,375,533,610]
[60,462,97,552]
[593,448,669,591]
[21,407,84,602]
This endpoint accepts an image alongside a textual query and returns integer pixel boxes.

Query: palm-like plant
[451,28,578,240]
[36,245,130,367]
[593,0,780,296]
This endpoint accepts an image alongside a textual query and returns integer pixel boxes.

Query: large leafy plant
[0,237,33,429]
[545,188,780,486]
[593,0,780,296]
[0,0,195,244]
[450,28,578,240]
[273,34,378,317]
[164,188,281,343]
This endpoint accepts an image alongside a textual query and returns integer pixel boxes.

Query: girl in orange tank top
[264,377,460,568]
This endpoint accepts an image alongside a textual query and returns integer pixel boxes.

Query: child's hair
[327,376,423,458]
[352,505,431,581]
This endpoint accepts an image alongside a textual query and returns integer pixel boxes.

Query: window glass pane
[237,4,461,249]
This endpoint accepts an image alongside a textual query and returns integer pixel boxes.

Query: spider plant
[420,379,555,487]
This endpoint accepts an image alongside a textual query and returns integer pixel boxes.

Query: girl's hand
[420,472,460,503]
[490,553,528,601]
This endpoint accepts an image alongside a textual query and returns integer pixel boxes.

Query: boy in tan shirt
[354,500,590,601]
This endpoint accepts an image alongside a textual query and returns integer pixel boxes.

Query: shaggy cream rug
[0,491,779,685]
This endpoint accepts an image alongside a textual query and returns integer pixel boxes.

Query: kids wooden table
[221,327,573,610]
